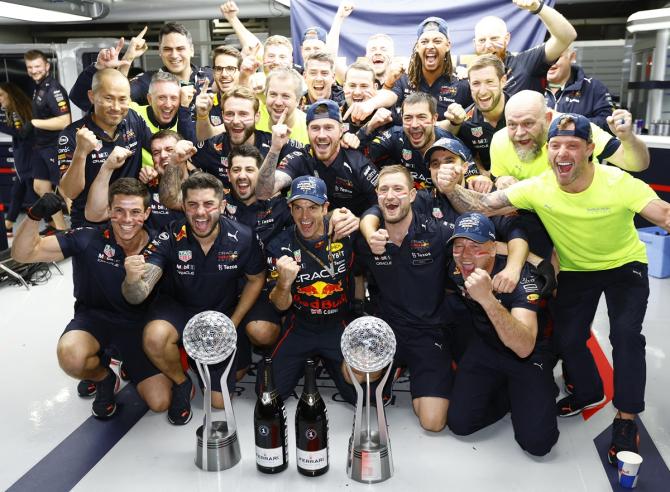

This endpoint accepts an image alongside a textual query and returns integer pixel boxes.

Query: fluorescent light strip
[0,1,92,22]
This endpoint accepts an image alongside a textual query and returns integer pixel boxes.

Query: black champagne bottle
[295,358,329,476]
[254,356,289,473]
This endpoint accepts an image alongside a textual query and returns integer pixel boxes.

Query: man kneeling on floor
[446,212,558,456]
[11,179,171,419]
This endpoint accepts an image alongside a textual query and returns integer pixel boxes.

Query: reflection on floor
[2,258,669,492]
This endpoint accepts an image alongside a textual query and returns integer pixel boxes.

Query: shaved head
[92,67,130,94]
[505,90,547,119]
[474,16,510,58]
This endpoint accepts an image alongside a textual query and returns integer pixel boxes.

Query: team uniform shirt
[143,216,264,312]
[266,224,355,321]
[448,256,545,358]
[457,104,506,172]
[192,130,303,190]
[57,109,152,227]
[341,101,396,137]
[505,165,658,271]
[298,84,345,111]
[32,75,71,148]
[0,111,33,180]
[489,114,620,180]
[355,212,454,328]
[503,44,553,96]
[57,224,155,320]
[224,192,292,245]
[390,73,472,122]
[257,102,310,146]
[145,180,184,232]
[360,125,457,189]
[545,65,614,131]
[278,147,378,216]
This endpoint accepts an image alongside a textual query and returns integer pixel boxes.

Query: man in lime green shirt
[489,90,649,189]
[436,113,670,467]
[257,67,309,145]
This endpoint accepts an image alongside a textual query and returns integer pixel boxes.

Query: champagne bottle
[295,358,329,476]
[254,356,288,473]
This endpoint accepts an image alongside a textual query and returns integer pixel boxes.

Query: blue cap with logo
[302,26,328,44]
[287,175,328,205]
[306,99,342,124]
[449,212,496,244]
[548,113,593,142]
[424,136,472,163]
[417,17,449,39]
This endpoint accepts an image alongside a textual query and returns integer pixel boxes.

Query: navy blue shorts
[62,306,159,384]
[30,146,59,186]
[391,323,453,399]
[240,289,282,327]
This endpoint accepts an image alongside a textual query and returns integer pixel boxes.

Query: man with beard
[354,165,455,431]
[437,113,670,465]
[122,172,265,424]
[24,50,71,234]
[489,90,648,190]
[12,179,171,419]
[194,86,303,189]
[58,69,153,228]
[299,52,344,110]
[256,99,378,218]
[545,46,614,131]
[360,92,454,190]
[262,175,357,403]
[473,0,576,97]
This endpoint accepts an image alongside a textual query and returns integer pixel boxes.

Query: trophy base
[347,431,392,483]
[195,421,241,471]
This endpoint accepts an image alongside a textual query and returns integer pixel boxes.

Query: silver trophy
[341,316,397,483]
[183,311,241,471]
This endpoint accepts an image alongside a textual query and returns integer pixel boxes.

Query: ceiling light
[0,1,92,22]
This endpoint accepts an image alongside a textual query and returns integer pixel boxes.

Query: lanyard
[293,218,335,277]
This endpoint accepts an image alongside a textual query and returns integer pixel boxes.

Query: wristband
[530,0,545,15]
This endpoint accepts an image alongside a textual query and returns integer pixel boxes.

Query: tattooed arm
[256,149,292,200]
[159,164,186,211]
[122,255,163,304]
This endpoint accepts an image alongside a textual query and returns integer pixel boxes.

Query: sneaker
[77,379,96,398]
[608,418,640,466]
[168,376,194,425]
[91,369,120,419]
[557,393,606,417]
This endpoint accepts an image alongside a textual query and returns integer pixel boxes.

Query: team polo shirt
[457,104,506,172]
[266,224,355,321]
[192,130,303,189]
[503,44,553,96]
[489,116,620,180]
[143,216,264,312]
[130,102,195,168]
[448,256,543,357]
[145,180,184,232]
[391,73,472,121]
[361,125,456,189]
[257,102,309,145]
[0,111,32,179]
[355,212,453,328]
[505,165,658,271]
[57,109,152,227]
[57,224,154,320]
[32,75,70,147]
[277,147,378,216]
[224,192,292,245]
[299,84,345,111]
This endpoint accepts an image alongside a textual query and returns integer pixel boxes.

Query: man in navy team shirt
[58,68,152,228]
[11,180,170,420]
[446,212,558,456]
[121,172,265,425]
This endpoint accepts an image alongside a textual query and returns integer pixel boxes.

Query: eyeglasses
[213,65,239,75]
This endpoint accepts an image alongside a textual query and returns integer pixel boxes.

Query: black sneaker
[608,418,640,466]
[91,369,120,419]
[557,393,606,417]
[168,376,194,425]
[77,379,96,398]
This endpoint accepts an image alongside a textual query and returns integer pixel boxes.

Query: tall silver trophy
[341,316,397,484]
[183,311,241,471]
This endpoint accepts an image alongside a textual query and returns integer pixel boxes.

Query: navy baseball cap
[306,99,342,124]
[302,26,327,44]
[417,17,449,39]
[287,176,328,205]
[424,136,472,164]
[448,212,496,244]
[548,113,593,143]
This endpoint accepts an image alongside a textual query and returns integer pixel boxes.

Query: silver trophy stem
[194,361,211,471]
[365,372,371,444]
[219,347,237,434]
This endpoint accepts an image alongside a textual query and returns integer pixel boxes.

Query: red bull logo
[174,225,187,241]
[296,280,344,300]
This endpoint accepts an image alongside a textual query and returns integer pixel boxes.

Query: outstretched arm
[514,0,576,63]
